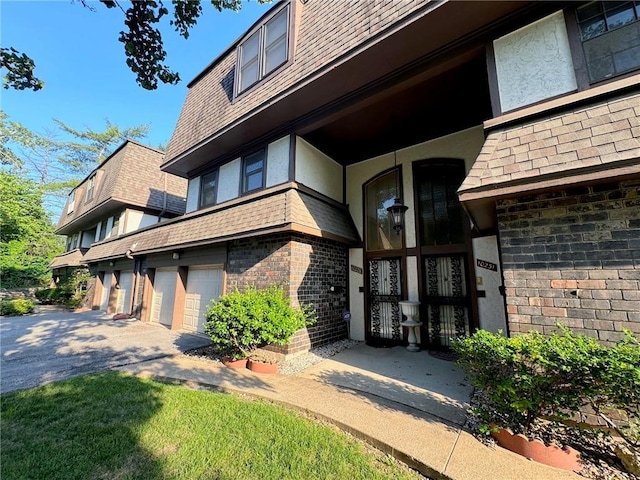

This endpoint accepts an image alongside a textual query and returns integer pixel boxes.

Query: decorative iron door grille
[424,255,470,348]
[368,258,402,341]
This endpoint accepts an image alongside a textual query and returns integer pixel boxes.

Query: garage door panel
[100,272,112,311]
[183,267,223,333]
[151,270,177,326]
[116,271,133,314]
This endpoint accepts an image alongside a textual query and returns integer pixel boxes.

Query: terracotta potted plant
[204,285,315,372]
[246,351,281,374]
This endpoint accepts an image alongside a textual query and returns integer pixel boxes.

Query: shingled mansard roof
[82,185,360,263]
[459,89,640,201]
[56,140,187,233]
[48,248,87,269]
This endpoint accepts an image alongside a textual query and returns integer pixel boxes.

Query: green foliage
[0,171,63,287]
[453,327,640,439]
[204,285,315,359]
[0,47,43,91]
[35,287,74,305]
[0,298,35,316]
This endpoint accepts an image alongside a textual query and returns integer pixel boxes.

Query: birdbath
[398,300,422,352]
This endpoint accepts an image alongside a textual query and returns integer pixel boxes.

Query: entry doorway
[414,160,476,348]
[363,168,407,346]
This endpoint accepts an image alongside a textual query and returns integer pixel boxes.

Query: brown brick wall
[498,179,640,345]
[226,233,348,354]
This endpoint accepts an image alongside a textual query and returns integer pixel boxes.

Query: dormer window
[236,4,290,94]
[67,190,76,214]
[86,174,96,201]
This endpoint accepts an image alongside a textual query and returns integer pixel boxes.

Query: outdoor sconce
[387,198,408,234]
[109,261,115,267]
[172,252,180,260]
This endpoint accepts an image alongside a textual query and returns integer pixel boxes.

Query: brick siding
[226,233,348,354]
[497,179,640,345]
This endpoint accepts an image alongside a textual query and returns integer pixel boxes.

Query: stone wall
[226,233,348,354]
[497,179,640,345]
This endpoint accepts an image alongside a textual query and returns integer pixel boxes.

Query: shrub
[35,287,73,305]
[453,327,640,440]
[204,285,315,360]
[0,298,35,316]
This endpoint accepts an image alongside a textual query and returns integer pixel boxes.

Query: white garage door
[99,272,112,311]
[116,271,133,314]
[150,269,177,326]
[183,267,223,333]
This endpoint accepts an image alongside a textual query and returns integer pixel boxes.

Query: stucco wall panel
[295,137,343,202]
[494,11,577,112]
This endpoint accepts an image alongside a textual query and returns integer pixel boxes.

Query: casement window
[576,1,640,83]
[67,190,76,214]
[97,218,109,241]
[242,150,266,193]
[111,215,120,237]
[86,174,96,201]
[200,171,218,207]
[237,4,290,94]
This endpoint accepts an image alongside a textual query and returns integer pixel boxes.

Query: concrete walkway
[116,343,581,480]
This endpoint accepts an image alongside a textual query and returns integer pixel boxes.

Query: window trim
[241,149,267,194]
[566,1,640,87]
[235,3,292,97]
[67,190,76,215]
[86,174,96,202]
[199,170,219,208]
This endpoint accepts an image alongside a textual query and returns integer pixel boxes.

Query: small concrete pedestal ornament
[398,300,422,352]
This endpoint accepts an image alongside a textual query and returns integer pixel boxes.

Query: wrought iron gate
[424,255,470,347]
[368,258,402,342]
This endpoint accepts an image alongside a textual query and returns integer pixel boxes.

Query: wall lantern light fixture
[387,150,408,234]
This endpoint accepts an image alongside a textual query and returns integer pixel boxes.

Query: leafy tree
[2,0,268,91]
[0,171,63,287]
[0,47,44,91]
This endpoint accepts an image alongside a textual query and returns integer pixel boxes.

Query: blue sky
[1,0,273,149]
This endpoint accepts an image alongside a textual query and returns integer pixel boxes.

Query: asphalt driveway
[0,309,211,394]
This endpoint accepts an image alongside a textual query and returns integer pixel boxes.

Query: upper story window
[97,218,108,241]
[67,190,76,214]
[237,4,290,94]
[577,1,640,83]
[200,171,218,207]
[242,150,266,193]
[86,174,96,201]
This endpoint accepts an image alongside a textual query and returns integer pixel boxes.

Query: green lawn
[1,372,424,480]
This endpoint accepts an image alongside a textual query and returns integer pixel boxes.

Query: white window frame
[86,174,96,201]
[67,190,76,214]
[236,4,290,95]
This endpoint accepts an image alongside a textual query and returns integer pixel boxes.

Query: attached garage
[115,271,133,314]
[150,269,177,326]
[99,272,112,311]
[183,267,223,333]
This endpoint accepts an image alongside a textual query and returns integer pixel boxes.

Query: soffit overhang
[162,1,549,177]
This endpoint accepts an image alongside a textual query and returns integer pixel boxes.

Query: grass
[1,372,425,480]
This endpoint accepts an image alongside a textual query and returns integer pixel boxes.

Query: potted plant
[204,285,315,372]
[453,327,640,472]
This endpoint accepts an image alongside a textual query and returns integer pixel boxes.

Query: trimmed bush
[35,287,73,305]
[204,285,316,360]
[453,327,640,439]
[0,298,35,316]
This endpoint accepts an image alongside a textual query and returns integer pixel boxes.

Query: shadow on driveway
[0,310,210,394]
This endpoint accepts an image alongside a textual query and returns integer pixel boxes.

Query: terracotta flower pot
[491,427,581,471]
[222,357,248,369]
[247,359,278,374]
